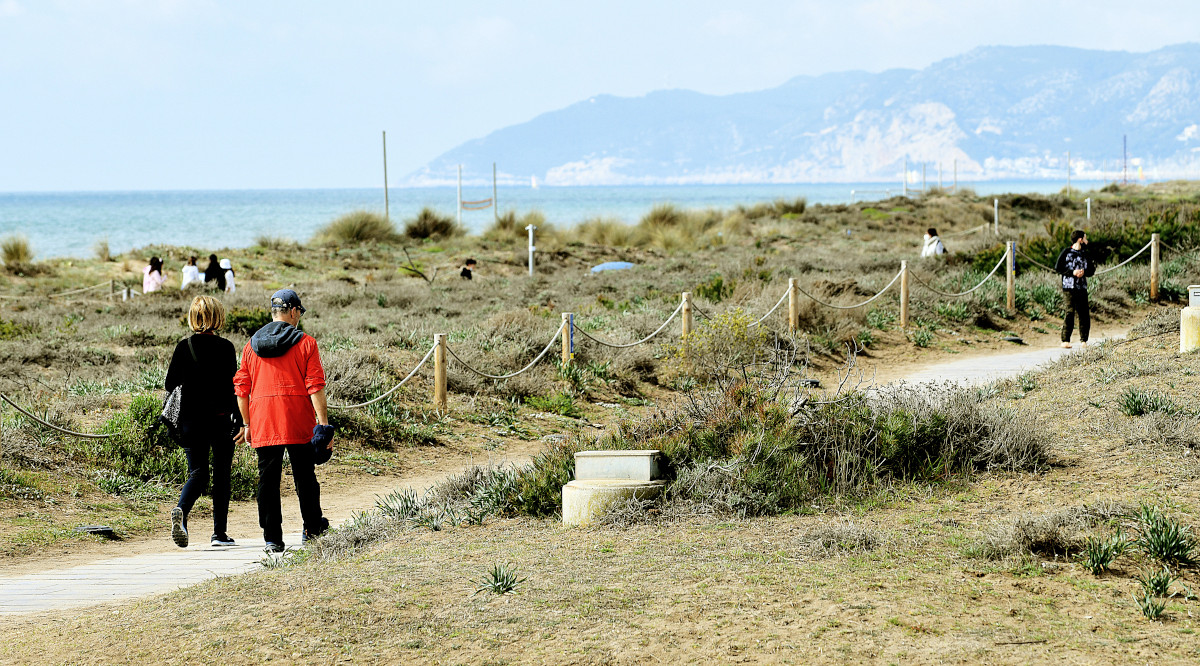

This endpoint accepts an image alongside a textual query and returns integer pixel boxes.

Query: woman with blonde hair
[164,295,246,548]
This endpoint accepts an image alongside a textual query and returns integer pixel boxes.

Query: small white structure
[1182,285,1200,353]
[562,450,665,527]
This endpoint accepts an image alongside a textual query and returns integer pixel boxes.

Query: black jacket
[164,333,240,423]
[1054,246,1095,291]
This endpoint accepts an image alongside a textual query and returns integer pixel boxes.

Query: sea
[0,181,1108,259]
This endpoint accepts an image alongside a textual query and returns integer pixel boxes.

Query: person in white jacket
[920,228,946,257]
[220,258,236,293]
[180,256,202,290]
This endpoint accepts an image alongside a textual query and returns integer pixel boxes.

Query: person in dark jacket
[1054,230,1095,349]
[460,258,477,280]
[165,295,244,548]
[203,254,226,291]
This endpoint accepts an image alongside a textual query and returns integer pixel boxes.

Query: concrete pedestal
[562,479,666,527]
[1183,307,1200,353]
[575,450,661,481]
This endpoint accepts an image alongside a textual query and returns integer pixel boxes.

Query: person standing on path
[1054,230,1095,349]
[233,289,331,552]
[165,295,244,548]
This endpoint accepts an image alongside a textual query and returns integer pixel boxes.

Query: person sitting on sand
[460,258,477,280]
[180,256,202,290]
[203,254,226,291]
[920,228,946,257]
[220,258,236,293]
[143,257,167,293]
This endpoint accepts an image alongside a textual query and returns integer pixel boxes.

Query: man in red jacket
[234,289,330,553]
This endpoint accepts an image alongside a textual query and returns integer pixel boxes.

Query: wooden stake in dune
[787,279,799,333]
[561,313,574,365]
[1151,233,1161,302]
[525,224,536,276]
[433,334,447,412]
[382,131,390,220]
[1086,197,1092,220]
[899,261,909,329]
[681,292,693,338]
[1006,241,1016,312]
[994,199,1000,235]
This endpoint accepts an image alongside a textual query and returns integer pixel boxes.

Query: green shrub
[695,273,734,303]
[1135,567,1177,597]
[525,392,583,418]
[512,439,583,517]
[225,307,272,336]
[662,309,771,383]
[404,207,460,240]
[313,210,398,245]
[1118,388,1180,417]
[910,328,934,347]
[0,319,29,340]
[1134,504,1197,566]
[1,235,33,272]
[1077,531,1128,575]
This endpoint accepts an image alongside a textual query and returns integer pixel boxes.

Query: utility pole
[382,131,389,220]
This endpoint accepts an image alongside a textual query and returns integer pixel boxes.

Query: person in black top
[164,295,245,548]
[460,258,477,280]
[203,253,226,291]
[1054,230,1095,349]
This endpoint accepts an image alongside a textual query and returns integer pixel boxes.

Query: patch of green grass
[1118,388,1181,417]
[525,392,583,419]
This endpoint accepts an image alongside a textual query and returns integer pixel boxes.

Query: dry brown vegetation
[1,184,1200,662]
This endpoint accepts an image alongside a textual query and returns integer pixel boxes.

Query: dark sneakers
[263,541,285,554]
[210,533,236,547]
[170,507,188,548]
[302,517,330,544]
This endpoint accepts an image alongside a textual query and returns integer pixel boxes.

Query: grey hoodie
[250,321,305,358]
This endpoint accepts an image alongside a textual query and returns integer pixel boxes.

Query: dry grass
[1,234,33,272]
[312,210,398,245]
[404,207,461,240]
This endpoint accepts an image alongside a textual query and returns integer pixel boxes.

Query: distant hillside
[407,44,1200,186]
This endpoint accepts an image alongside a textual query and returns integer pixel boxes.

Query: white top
[180,264,202,289]
[224,269,236,293]
[921,235,946,257]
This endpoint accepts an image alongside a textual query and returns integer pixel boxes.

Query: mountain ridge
[407,43,1200,186]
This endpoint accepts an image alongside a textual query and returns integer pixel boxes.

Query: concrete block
[574,450,662,482]
[561,479,666,527]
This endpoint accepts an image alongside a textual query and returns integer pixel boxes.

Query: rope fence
[0,233,1175,424]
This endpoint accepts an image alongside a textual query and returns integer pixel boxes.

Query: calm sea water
[0,181,1105,259]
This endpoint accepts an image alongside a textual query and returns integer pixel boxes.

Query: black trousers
[255,443,323,544]
[177,421,235,535]
[1061,289,1091,343]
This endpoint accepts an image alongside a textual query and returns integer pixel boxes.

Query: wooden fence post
[1006,241,1016,312]
[681,292,693,338]
[433,334,447,412]
[561,313,573,365]
[899,261,909,329]
[1150,233,1161,302]
[787,278,799,333]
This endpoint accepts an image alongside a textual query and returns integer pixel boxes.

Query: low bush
[972,501,1135,559]
[404,207,460,240]
[225,307,272,336]
[1117,387,1180,417]
[661,309,772,384]
[313,210,398,245]
[1134,504,1197,566]
[1,235,33,273]
[88,394,257,499]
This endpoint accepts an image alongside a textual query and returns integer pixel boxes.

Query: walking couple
[166,289,333,552]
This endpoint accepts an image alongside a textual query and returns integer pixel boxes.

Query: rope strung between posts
[446,324,563,380]
[909,253,1007,297]
[692,304,714,320]
[747,289,790,327]
[1014,248,1057,273]
[328,344,437,410]
[47,281,111,298]
[792,269,903,310]
[1095,240,1153,275]
[572,303,683,349]
[0,393,114,439]
[941,224,990,239]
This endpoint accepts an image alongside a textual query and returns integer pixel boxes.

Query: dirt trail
[0,440,541,577]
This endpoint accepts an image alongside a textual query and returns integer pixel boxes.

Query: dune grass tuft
[404,207,461,240]
[313,211,398,245]
[1,234,33,271]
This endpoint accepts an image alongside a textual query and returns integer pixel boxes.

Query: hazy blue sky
[2,0,1197,191]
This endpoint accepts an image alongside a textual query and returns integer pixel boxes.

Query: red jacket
[233,333,326,448]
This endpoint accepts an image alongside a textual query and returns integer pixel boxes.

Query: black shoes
[302,517,330,543]
[263,541,285,554]
[170,507,188,548]
[210,533,236,547]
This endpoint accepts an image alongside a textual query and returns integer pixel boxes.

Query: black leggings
[177,422,235,535]
[1061,289,1091,343]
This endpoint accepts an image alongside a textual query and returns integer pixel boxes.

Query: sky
[1,0,1198,192]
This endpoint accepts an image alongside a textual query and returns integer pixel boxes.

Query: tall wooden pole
[382,131,390,220]
[561,313,573,365]
[1150,233,1161,302]
[787,278,799,334]
[681,292,693,338]
[433,334,447,412]
[899,261,909,329]
[1006,241,1016,312]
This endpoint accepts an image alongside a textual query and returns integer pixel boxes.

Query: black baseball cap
[270,288,306,314]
